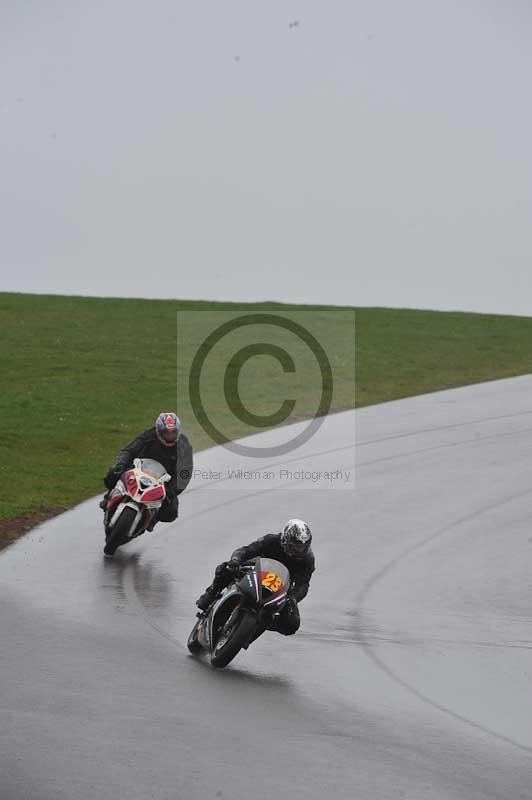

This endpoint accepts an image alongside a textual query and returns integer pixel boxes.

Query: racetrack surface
[2,376,532,799]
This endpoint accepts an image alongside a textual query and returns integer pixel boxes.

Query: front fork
[105,500,143,538]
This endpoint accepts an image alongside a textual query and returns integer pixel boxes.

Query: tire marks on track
[355,486,532,757]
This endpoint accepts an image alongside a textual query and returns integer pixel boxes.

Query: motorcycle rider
[102,412,193,528]
[196,519,314,635]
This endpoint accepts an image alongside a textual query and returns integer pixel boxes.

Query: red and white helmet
[155,412,181,447]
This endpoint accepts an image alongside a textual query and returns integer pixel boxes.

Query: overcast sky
[1,0,531,315]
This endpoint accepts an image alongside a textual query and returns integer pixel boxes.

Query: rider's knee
[157,508,178,523]
[280,617,300,635]
[272,612,300,636]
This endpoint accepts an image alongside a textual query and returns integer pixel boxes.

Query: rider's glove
[104,469,121,490]
[226,558,241,575]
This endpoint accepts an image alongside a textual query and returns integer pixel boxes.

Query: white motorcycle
[102,458,171,556]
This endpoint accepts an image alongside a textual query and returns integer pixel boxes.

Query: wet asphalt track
[2,376,532,799]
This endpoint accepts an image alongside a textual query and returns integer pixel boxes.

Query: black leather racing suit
[208,533,315,635]
[110,427,193,522]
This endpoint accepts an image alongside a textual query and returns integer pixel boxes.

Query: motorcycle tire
[187,619,203,655]
[104,505,138,556]
[210,609,256,669]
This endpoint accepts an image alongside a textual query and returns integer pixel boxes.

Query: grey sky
[1,0,531,314]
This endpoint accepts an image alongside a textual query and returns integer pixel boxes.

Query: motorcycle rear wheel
[104,506,138,556]
[210,609,256,669]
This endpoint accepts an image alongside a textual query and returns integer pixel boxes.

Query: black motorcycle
[187,557,291,668]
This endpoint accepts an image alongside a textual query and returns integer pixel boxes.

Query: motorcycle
[187,557,291,668]
[102,457,171,556]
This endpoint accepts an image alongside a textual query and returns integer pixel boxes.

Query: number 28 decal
[261,572,283,592]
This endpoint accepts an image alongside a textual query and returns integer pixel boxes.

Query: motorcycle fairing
[255,557,290,602]
[236,570,260,603]
[205,589,243,650]
[122,468,167,505]
[140,485,165,504]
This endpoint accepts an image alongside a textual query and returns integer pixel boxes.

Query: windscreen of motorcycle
[257,558,290,602]
[139,459,167,480]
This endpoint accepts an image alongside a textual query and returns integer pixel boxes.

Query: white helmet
[280,519,312,558]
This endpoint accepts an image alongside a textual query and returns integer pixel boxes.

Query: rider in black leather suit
[196,520,315,635]
[103,412,193,524]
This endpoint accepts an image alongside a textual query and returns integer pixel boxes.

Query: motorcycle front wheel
[210,609,256,669]
[104,505,138,556]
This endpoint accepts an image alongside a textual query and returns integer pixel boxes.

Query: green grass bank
[1,292,532,547]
